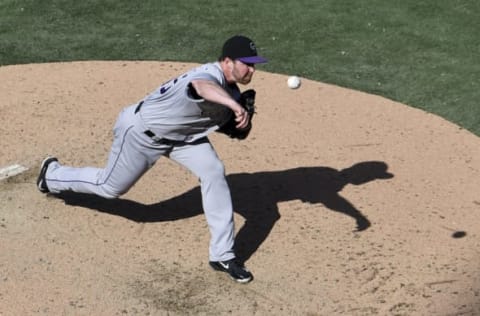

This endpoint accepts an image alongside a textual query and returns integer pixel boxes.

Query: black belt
[134,101,144,114]
[144,129,174,145]
[135,101,192,146]
[134,101,160,140]
[144,130,156,138]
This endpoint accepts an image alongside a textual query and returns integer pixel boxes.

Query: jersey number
[159,74,187,94]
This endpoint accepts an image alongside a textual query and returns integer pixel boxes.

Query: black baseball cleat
[37,157,58,193]
[209,259,253,283]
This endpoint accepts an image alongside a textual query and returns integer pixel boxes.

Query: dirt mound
[1,61,479,315]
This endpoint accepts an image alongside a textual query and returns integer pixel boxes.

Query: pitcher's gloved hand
[217,89,256,140]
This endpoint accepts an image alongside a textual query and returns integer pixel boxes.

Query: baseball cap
[220,35,268,64]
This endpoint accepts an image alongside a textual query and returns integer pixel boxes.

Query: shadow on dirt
[55,161,393,263]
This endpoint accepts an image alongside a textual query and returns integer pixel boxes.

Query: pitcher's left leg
[169,138,235,262]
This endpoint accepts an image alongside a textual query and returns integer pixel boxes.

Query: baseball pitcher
[37,35,267,283]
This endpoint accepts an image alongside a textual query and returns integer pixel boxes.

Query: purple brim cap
[237,56,268,64]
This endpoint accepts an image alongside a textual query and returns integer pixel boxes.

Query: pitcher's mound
[1,61,479,315]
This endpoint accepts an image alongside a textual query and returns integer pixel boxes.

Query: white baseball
[287,76,301,89]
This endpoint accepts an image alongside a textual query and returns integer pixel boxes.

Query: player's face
[232,60,255,84]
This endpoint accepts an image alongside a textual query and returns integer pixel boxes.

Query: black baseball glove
[217,89,256,140]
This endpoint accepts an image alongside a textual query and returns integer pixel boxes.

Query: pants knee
[198,160,225,184]
[199,159,226,183]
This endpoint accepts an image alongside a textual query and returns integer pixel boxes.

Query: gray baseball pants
[45,104,235,262]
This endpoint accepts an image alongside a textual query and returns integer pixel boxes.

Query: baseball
[287,76,301,89]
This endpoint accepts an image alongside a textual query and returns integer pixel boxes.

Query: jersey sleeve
[184,63,226,102]
[188,63,225,85]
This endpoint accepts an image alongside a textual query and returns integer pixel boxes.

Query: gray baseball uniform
[45,62,241,262]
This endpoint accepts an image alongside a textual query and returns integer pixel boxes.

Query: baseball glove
[217,89,256,140]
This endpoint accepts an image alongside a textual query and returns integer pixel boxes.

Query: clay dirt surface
[1,61,480,315]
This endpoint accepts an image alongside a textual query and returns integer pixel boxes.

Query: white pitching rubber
[0,164,29,180]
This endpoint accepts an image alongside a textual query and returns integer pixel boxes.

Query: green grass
[1,0,479,136]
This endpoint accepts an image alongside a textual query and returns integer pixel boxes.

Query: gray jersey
[138,62,240,142]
